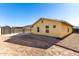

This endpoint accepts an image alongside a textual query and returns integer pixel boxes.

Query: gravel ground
[0,33,79,56]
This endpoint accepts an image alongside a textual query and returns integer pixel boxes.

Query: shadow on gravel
[5,33,61,49]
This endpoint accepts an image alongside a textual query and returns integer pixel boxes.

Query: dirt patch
[0,33,79,56]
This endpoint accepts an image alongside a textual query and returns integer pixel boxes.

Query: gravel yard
[0,33,79,56]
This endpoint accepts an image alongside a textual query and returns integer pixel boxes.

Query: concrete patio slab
[56,33,79,53]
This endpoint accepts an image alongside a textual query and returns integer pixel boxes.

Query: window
[23,29,25,33]
[46,30,49,33]
[32,25,33,28]
[68,28,69,32]
[45,25,49,33]
[53,25,56,28]
[37,27,40,32]
[41,20,43,23]
[46,26,49,28]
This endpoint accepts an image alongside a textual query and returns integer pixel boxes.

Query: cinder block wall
[0,26,32,35]
[11,27,23,33]
[23,25,32,33]
[1,26,11,34]
[0,28,1,35]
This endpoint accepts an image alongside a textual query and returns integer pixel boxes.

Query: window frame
[41,20,43,23]
[46,29,49,33]
[68,28,69,32]
[45,25,49,28]
[37,27,40,32]
[53,25,56,28]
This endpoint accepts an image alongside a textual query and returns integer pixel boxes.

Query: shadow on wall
[4,33,61,49]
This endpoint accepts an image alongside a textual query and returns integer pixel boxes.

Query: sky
[0,3,79,26]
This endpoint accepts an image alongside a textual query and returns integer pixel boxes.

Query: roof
[73,26,79,29]
[12,27,23,29]
[23,25,32,28]
[32,18,73,27]
[1,26,11,28]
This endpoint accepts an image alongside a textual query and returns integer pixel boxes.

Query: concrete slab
[56,33,79,53]
[5,33,60,49]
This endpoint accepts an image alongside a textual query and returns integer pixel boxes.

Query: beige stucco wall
[32,19,62,38]
[32,19,73,38]
[60,23,73,38]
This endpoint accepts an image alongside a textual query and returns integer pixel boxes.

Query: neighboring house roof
[73,26,79,29]
[12,27,23,29]
[1,26,11,28]
[32,18,73,27]
[23,25,32,28]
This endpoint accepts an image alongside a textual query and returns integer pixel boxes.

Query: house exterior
[11,27,23,33]
[73,26,79,33]
[0,27,1,35]
[1,26,11,34]
[23,25,32,33]
[31,18,73,38]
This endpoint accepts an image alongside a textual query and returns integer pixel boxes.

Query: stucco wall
[32,19,73,38]
[60,23,73,38]
[32,19,62,38]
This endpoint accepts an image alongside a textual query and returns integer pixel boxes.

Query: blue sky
[0,3,79,26]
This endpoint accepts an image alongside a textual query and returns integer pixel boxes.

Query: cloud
[67,18,79,26]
